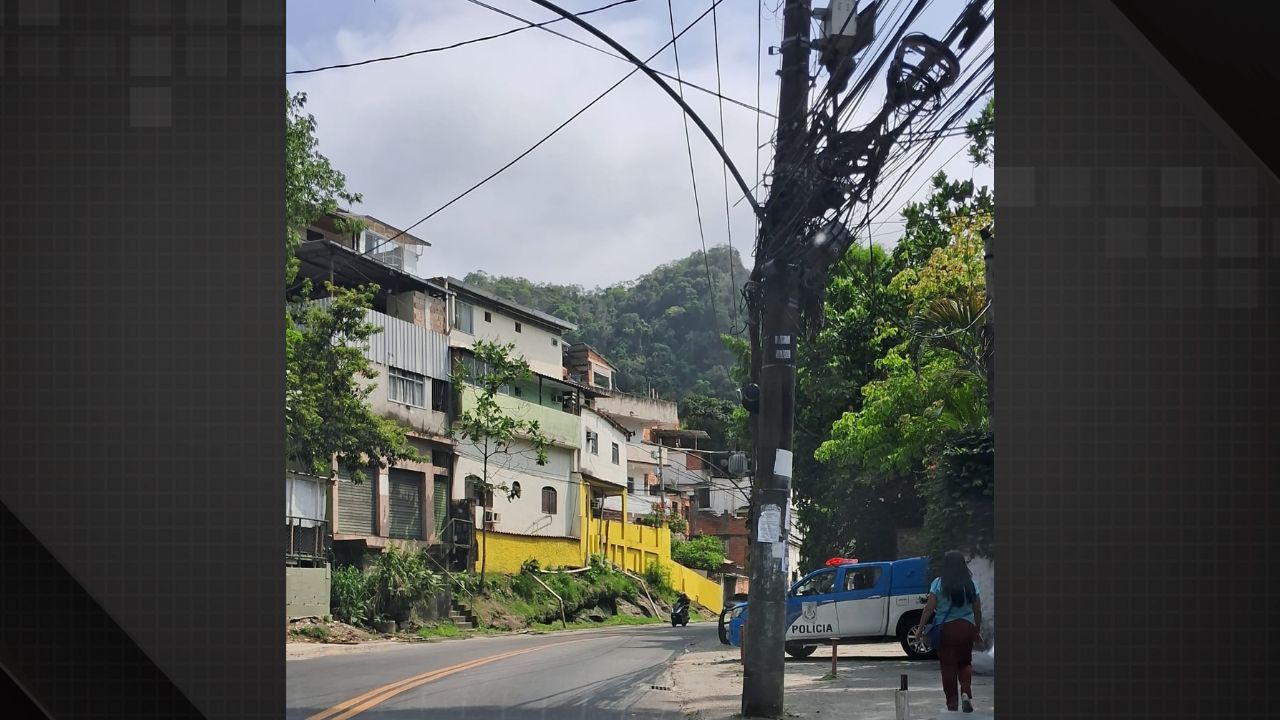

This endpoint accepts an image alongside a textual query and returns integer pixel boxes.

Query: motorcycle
[670,596,690,627]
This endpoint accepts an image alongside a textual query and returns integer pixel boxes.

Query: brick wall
[690,510,750,574]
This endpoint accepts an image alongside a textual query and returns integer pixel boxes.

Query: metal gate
[337,473,375,535]
[388,469,424,539]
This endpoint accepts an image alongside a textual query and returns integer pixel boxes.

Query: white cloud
[287,0,992,286]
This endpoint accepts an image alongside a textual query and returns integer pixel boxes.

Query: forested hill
[464,246,748,401]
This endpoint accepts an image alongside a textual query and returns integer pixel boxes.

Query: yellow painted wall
[584,516,723,614]
[477,485,724,614]
[473,531,582,575]
[669,563,724,615]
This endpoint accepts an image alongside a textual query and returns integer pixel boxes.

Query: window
[551,338,558,347]
[362,229,387,254]
[695,487,711,509]
[305,228,324,242]
[511,481,522,498]
[541,486,558,514]
[454,300,474,333]
[792,569,836,597]
[431,378,449,412]
[514,322,522,333]
[844,567,883,592]
[484,311,492,322]
[476,486,493,509]
[388,367,426,407]
[627,477,635,493]
[611,442,620,465]
[593,372,612,390]
[585,430,598,455]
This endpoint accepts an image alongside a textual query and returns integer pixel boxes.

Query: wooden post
[830,638,839,677]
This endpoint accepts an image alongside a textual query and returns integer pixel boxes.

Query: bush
[367,544,445,623]
[511,572,540,601]
[450,571,481,596]
[330,565,374,627]
[643,560,675,599]
[672,535,726,573]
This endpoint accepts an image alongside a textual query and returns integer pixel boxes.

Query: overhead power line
[362,0,732,256]
[287,0,637,75]
[711,2,740,322]
[292,0,775,120]
[665,0,718,335]
[466,0,777,120]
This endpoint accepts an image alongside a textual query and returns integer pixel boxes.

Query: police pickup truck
[727,557,934,660]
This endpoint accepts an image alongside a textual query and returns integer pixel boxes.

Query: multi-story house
[433,277,591,546]
[563,342,617,392]
[291,225,458,575]
[579,405,633,558]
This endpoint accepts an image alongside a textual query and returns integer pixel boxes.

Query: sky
[286,0,993,287]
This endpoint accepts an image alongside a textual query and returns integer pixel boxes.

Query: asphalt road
[287,622,719,720]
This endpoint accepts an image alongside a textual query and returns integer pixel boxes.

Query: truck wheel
[898,617,935,661]
[785,643,817,659]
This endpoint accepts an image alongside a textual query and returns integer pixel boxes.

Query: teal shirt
[929,577,980,627]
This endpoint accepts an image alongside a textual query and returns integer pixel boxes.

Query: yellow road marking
[306,638,590,720]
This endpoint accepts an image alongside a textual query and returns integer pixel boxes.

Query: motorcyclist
[671,592,691,627]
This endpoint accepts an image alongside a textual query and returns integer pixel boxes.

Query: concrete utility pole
[742,0,813,716]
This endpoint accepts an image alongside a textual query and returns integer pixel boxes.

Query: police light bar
[825,557,858,566]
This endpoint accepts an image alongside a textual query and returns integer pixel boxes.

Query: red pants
[937,620,976,710]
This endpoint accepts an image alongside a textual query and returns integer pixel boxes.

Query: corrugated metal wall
[307,298,450,379]
[364,310,450,380]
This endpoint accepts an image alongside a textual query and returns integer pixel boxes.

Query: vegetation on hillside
[464,245,748,402]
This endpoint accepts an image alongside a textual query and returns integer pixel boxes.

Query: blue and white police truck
[726,556,934,660]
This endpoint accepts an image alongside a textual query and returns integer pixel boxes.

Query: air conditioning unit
[483,510,501,524]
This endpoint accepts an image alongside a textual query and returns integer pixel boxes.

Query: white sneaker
[961,694,974,713]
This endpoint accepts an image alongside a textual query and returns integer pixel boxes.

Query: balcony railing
[459,386,581,449]
[286,517,331,566]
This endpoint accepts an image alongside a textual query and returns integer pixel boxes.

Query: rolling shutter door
[337,474,375,535]
[388,469,423,539]
[433,475,449,535]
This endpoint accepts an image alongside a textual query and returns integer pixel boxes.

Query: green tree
[286,91,361,286]
[672,535,727,574]
[451,340,552,589]
[284,90,420,483]
[286,285,424,481]
[679,394,738,450]
[790,101,994,568]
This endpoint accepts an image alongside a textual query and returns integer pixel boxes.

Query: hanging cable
[360,0,732,256]
[287,0,637,75]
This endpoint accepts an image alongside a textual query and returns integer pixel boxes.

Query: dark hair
[939,551,976,607]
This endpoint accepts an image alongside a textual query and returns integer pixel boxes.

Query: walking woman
[916,551,984,713]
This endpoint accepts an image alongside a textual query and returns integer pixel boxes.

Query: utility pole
[981,225,994,420]
[742,0,813,716]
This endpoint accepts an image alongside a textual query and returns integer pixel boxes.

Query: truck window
[793,569,836,597]
[843,567,883,592]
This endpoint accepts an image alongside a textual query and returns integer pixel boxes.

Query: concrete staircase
[449,600,478,630]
